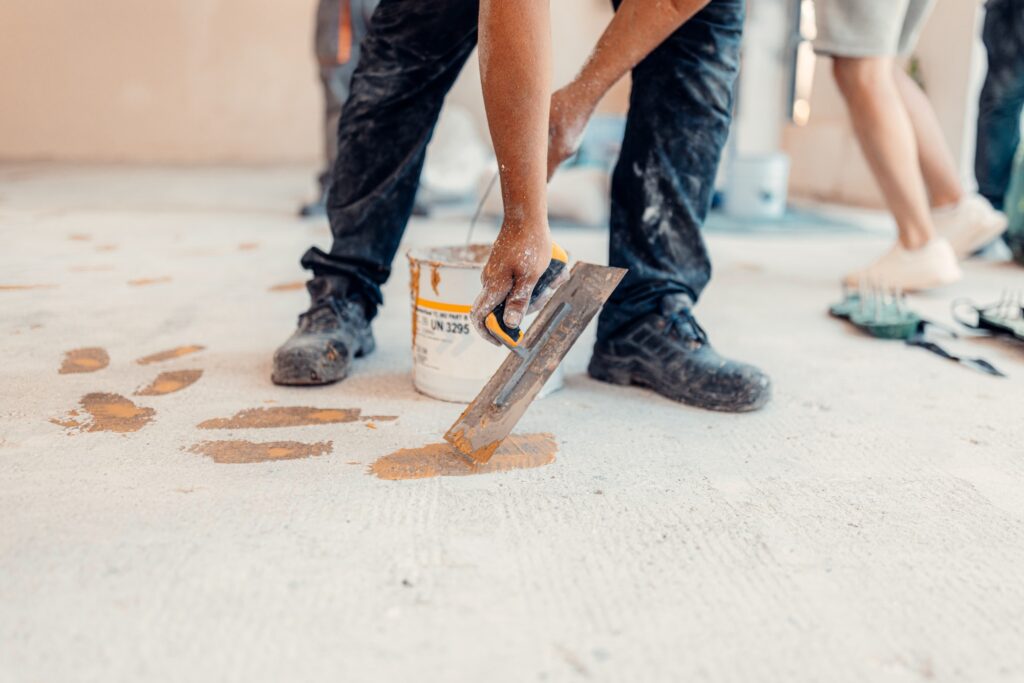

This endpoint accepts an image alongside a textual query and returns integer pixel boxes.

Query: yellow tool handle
[485,242,569,348]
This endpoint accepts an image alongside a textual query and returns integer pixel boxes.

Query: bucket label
[413,299,496,378]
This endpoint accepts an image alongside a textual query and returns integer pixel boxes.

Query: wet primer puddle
[189,440,332,464]
[197,406,395,430]
[136,345,205,365]
[269,281,306,292]
[135,369,203,396]
[369,433,557,481]
[59,347,110,374]
[52,393,155,433]
[128,276,172,286]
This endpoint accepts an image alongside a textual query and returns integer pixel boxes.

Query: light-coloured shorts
[813,0,937,57]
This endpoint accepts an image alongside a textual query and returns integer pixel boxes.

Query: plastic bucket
[724,153,790,220]
[407,244,564,403]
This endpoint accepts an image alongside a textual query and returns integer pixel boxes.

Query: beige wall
[0,0,322,162]
[0,0,626,164]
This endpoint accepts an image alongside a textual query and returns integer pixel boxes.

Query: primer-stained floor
[2,165,1024,683]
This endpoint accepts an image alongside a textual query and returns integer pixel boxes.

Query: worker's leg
[275,0,477,385]
[832,56,935,250]
[591,0,771,413]
[300,0,478,315]
[976,0,1024,211]
[303,0,384,216]
[830,55,961,287]
[597,0,742,339]
[895,56,1008,259]
[893,67,963,209]
[890,0,1008,257]
[300,0,344,216]
[321,0,382,190]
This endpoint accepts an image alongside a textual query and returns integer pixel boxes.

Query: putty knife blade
[444,262,627,463]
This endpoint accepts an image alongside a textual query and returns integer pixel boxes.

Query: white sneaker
[843,238,962,292]
[932,193,1008,260]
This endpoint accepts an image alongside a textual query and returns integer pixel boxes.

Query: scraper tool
[445,262,627,463]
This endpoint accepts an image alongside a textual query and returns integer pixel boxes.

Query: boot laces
[664,304,708,346]
[298,298,348,333]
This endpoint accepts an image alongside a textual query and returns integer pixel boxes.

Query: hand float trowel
[444,244,626,464]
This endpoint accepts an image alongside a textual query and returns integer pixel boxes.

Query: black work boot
[588,294,771,412]
[272,297,375,386]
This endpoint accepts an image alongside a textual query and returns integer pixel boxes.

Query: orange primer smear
[128,277,172,287]
[136,345,205,365]
[369,433,557,481]
[409,259,421,348]
[59,347,110,374]
[0,284,57,291]
[135,369,203,396]
[51,393,155,434]
[197,406,395,430]
[269,281,306,292]
[189,440,332,464]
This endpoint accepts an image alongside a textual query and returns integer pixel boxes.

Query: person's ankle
[930,190,963,212]
[899,232,933,251]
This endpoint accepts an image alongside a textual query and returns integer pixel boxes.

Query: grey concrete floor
[2,165,1023,682]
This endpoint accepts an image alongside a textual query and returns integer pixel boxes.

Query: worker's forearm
[479,0,551,229]
[572,0,709,108]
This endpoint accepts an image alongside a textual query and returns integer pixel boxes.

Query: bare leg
[893,66,963,209]
[832,56,935,250]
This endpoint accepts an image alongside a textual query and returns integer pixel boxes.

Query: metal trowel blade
[444,262,627,463]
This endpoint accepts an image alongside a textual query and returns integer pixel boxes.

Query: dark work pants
[300,0,744,342]
[976,0,1024,211]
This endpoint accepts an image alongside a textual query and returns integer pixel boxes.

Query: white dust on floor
[1,166,1023,682]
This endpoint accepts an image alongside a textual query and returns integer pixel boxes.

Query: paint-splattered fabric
[301,0,744,343]
[597,0,743,340]
[975,0,1024,211]
[302,0,479,312]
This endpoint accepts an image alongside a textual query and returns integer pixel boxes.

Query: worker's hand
[547,83,597,180]
[471,222,553,346]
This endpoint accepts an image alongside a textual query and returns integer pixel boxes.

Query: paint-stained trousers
[314,0,380,192]
[300,0,744,342]
[975,0,1024,211]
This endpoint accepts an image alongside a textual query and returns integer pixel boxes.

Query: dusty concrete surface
[2,165,1023,682]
